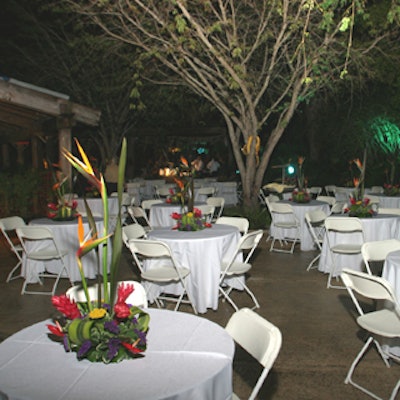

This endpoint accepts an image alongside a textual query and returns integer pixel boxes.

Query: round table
[75,197,119,217]
[272,200,331,251]
[26,217,109,283]
[377,195,400,209]
[146,224,242,313]
[0,308,234,400]
[318,214,400,277]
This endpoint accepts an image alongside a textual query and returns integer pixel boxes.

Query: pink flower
[52,295,81,319]
[117,283,134,303]
[114,302,131,319]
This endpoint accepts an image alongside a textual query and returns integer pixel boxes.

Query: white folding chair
[370,186,384,194]
[215,216,249,235]
[324,217,365,289]
[325,185,337,196]
[16,226,72,295]
[225,308,282,400]
[361,239,400,275]
[128,239,197,314]
[206,196,225,221]
[305,210,327,271]
[0,216,26,282]
[195,204,215,223]
[268,202,300,254]
[219,230,263,311]
[122,223,147,246]
[341,269,400,400]
[128,205,153,233]
[155,185,174,199]
[308,186,322,199]
[316,195,336,207]
[197,186,217,198]
[330,201,346,214]
[67,280,148,308]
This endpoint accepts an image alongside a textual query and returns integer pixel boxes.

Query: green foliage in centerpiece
[384,183,400,196]
[47,138,150,363]
[171,208,212,231]
[345,151,375,218]
[47,176,79,221]
[291,157,310,203]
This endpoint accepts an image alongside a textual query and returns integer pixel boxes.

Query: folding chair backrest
[239,230,264,263]
[324,216,363,233]
[17,226,54,241]
[122,223,147,245]
[378,208,400,216]
[362,239,400,263]
[141,199,163,210]
[316,196,336,206]
[269,202,295,215]
[215,216,249,234]
[129,239,171,259]
[0,216,25,251]
[341,268,398,316]
[226,308,282,400]
[198,187,216,196]
[206,197,225,219]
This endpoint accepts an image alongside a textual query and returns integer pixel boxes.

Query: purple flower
[63,335,70,352]
[107,337,121,360]
[77,340,92,357]
[134,328,147,345]
[104,320,120,334]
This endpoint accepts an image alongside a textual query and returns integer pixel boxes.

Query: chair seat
[358,309,400,338]
[331,244,362,254]
[141,267,190,282]
[221,261,252,275]
[274,221,298,229]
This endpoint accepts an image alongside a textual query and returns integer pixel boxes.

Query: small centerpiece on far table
[345,151,375,218]
[291,156,310,203]
[383,183,400,197]
[47,139,150,363]
[47,176,79,221]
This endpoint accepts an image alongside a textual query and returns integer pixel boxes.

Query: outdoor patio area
[0,233,398,400]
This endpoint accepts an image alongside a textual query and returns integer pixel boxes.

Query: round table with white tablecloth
[318,214,400,277]
[0,308,234,400]
[75,197,119,217]
[25,217,110,283]
[271,200,331,251]
[377,195,400,209]
[145,224,242,313]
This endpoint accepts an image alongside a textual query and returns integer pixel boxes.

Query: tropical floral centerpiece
[47,176,79,221]
[47,139,150,363]
[345,151,375,218]
[383,183,400,196]
[172,208,212,231]
[291,157,310,203]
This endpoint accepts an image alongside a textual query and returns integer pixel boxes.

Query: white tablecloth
[146,224,242,313]
[270,200,330,251]
[318,214,400,277]
[25,218,110,283]
[0,309,234,400]
[75,197,119,217]
[377,195,400,208]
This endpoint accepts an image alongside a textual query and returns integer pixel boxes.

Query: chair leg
[307,253,320,271]
[345,336,392,400]
[6,260,22,283]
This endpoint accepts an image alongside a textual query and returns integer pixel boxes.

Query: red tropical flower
[114,302,131,319]
[51,295,81,319]
[171,212,181,220]
[121,340,143,354]
[47,321,64,337]
[116,283,134,303]
[193,208,202,218]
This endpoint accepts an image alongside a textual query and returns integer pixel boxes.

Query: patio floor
[0,232,398,400]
